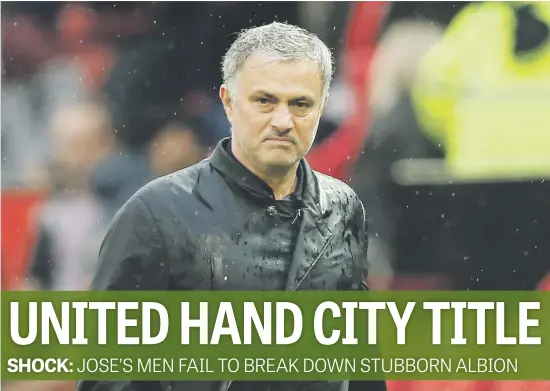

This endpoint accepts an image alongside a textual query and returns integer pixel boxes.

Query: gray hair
[222,21,334,101]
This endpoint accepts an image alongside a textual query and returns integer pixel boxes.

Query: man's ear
[318,94,329,116]
[219,84,233,125]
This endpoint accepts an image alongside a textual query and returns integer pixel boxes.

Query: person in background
[350,15,447,290]
[1,3,153,188]
[409,1,550,292]
[149,116,214,177]
[412,1,550,180]
[25,101,114,291]
[90,111,215,218]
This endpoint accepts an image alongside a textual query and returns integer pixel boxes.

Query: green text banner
[2,291,549,381]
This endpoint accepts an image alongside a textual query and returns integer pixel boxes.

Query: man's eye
[257,98,269,104]
[293,102,310,110]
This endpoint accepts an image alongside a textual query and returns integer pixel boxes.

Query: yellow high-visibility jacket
[411,2,550,179]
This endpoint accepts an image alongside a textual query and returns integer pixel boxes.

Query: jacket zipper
[291,208,302,225]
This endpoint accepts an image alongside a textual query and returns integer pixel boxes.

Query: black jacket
[78,138,386,391]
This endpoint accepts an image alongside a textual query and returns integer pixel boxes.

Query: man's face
[220,53,325,173]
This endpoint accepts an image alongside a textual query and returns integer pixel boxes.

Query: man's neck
[245,160,298,200]
[264,168,298,200]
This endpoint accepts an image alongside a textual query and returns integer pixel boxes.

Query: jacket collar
[209,137,322,208]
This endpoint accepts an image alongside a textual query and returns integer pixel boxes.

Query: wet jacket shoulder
[90,160,209,291]
[315,170,368,245]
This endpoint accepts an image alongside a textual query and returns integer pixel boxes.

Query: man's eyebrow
[252,91,314,102]
[252,90,278,99]
[289,96,314,103]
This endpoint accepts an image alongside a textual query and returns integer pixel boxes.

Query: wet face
[220,53,325,175]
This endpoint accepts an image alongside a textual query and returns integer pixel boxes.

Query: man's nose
[270,105,293,131]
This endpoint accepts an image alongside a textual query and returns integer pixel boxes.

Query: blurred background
[2,1,550,390]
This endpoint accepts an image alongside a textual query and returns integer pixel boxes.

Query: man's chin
[258,153,299,170]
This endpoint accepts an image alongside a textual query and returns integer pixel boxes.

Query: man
[27,101,114,292]
[79,22,386,391]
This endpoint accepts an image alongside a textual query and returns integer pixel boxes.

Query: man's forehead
[238,53,323,97]
[243,52,319,72]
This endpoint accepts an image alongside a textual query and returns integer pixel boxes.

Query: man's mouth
[265,136,294,144]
